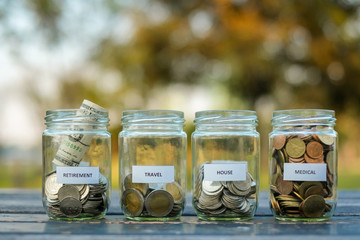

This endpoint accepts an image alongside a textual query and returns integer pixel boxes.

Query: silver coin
[202,181,223,195]
[59,197,82,218]
[45,172,63,196]
[58,185,80,201]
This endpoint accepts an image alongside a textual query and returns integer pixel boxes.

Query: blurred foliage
[1,0,360,188]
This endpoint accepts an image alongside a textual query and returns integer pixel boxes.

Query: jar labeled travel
[269,110,337,221]
[119,110,187,221]
[192,110,259,221]
[42,100,111,220]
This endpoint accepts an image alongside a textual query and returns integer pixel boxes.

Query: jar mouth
[194,110,258,126]
[121,110,185,125]
[272,109,335,127]
[45,109,109,126]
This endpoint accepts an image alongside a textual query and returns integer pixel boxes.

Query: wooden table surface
[1,189,360,239]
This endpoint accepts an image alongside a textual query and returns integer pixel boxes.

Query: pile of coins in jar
[270,129,335,218]
[121,174,184,218]
[193,163,256,217]
[44,172,108,218]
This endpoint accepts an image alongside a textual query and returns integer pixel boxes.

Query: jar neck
[45,109,109,130]
[194,110,258,132]
[271,109,336,130]
[121,110,185,132]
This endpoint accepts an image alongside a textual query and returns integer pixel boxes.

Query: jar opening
[45,109,109,127]
[272,109,335,127]
[121,110,185,126]
[194,110,258,126]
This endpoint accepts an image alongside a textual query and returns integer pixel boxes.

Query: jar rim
[272,109,336,127]
[45,109,109,126]
[123,109,184,117]
[194,110,258,126]
[121,110,185,125]
[273,109,335,117]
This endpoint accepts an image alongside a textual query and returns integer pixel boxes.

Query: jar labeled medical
[42,100,111,220]
[119,110,187,221]
[192,110,259,221]
[269,110,337,221]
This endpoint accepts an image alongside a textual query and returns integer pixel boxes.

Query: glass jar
[42,100,111,220]
[269,110,337,221]
[192,110,259,221]
[119,110,187,221]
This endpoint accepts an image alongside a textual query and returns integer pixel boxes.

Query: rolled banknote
[52,100,106,167]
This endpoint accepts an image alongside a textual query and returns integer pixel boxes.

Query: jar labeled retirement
[42,100,111,220]
[192,111,259,221]
[269,110,338,221]
[119,110,187,221]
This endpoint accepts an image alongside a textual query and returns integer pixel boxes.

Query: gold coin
[306,141,324,159]
[301,195,325,218]
[326,151,335,175]
[304,185,324,198]
[124,174,149,196]
[276,176,293,195]
[316,134,334,146]
[145,190,174,217]
[286,138,306,158]
[122,188,144,217]
[163,182,183,202]
[273,135,286,150]
[298,181,322,198]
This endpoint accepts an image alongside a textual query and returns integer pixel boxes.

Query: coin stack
[121,174,184,219]
[45,172,108,218]
[270,129,335,218]
[193,163,256,217]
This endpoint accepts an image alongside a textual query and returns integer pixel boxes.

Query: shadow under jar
[42,100,111,220]
[269,109,338,221]
[192,110,259,221]
[119,110,187,221]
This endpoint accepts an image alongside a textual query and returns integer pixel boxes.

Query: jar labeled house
[119,110,187,221]
[269,110,337,221]
[42,100,111,220]
[192,110,259,221]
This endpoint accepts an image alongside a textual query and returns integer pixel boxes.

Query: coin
[285,138,306,158]
[326,151,335,174]
[163,182,183,202]
[202,181,223,195]
[298,181,322,198]
[304,154,324,163]
[45,172,63,196]
[145,190,174,217]
[124,174,149,196]
[304,185,324,198]
[59,197,83,218]
[273,135,286,150]
[122,188,144,217]
[316,134,334,146]
[58,185,80,201]
[306,141,324,159]
[301,195,325,218]
[276,176,293,195]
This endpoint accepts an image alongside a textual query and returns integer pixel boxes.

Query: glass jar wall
[192,110,259,221]
[269,110,337,221]
[42,100,111,220]
[119,110,187,221]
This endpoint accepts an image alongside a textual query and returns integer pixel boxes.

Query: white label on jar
[204,162,247,181]
[56,167,99,184]
[132,165,174,183]
[283,163,327,181]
